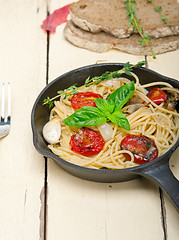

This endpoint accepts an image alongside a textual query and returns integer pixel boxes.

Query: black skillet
[31,63,179,212]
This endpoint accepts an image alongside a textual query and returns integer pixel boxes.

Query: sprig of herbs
[147,0,170,26]
[43,60,146,109]
[43,97,54,109]
[123,0,156,59]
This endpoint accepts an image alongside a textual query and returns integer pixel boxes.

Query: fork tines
[1,82,11,124]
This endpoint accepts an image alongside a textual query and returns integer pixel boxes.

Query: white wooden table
[0,1,179,239]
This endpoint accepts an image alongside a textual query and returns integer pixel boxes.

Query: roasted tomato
[147,87,167,105]
[71,92,103,110]
[120,135,158,164]
[70,127,105,156]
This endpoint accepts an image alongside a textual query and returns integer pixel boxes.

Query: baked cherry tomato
[70,127,105,156]
[146,87,167,105]
[120,135,158,164]
[71,92,103,110]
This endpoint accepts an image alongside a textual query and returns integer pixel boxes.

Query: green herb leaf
[154,6,161,12]
[43,97,54,109]
[124,62,131,70]
[161,15,166,22]
[107,81,135,111]
[108,111,130,130]
[94,98,114,116]
[132,24,136,31]
[125,70,132,76]
[62,106,106,127]
[85,76,91,85]
[57,90,64,95]
[145,35,151,42]
[139,40,145,46]
[136,60,146,67]
[147,141,152,148]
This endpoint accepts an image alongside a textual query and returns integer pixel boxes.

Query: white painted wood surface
[0,0,178,239]
[47,1,179,240]
[0,0,47,239]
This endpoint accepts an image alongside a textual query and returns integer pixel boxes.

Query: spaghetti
[46,72,179,169]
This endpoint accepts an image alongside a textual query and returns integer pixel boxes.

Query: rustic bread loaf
[70,0,179,39]
[64,21,179,55]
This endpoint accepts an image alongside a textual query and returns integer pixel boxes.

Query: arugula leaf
[63,106,106,127]
[107,81,135,111]
[108,111,130,130]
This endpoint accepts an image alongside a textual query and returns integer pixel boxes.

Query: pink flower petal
[41,4,71,33]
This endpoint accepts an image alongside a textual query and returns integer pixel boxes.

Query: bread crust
[70,0,179,39]
[64,21,179,55]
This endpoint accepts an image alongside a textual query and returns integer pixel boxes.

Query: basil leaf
[63,106,106,127]
[107,81,135,111]
[63,81,134,130]
[94,98,114,115]
[108,111,130,130]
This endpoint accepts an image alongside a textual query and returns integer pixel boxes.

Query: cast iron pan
[31,63,179,212]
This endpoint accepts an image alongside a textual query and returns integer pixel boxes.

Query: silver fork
[0,82,11,138]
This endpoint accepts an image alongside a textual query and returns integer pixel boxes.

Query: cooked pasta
[47,73,179,169]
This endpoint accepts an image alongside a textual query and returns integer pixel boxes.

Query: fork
[0,82,11,138]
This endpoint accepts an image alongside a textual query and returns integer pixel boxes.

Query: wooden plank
[46,1,166,239]
[0,0,47,239]
[148,52,179,240]
[47,167,164,240]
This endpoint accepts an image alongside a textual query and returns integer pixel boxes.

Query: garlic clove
[42,117,61,144]
[101,79,123,89]
[97,122,113,142]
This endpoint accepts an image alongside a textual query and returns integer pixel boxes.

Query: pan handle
[137,155,179,212]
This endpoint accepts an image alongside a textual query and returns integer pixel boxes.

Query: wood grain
[0,0,47,239]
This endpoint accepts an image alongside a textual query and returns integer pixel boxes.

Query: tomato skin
[71,92,103,110]
[70,127,105,156]
[147,88,167,105]
[120,135,158,164]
